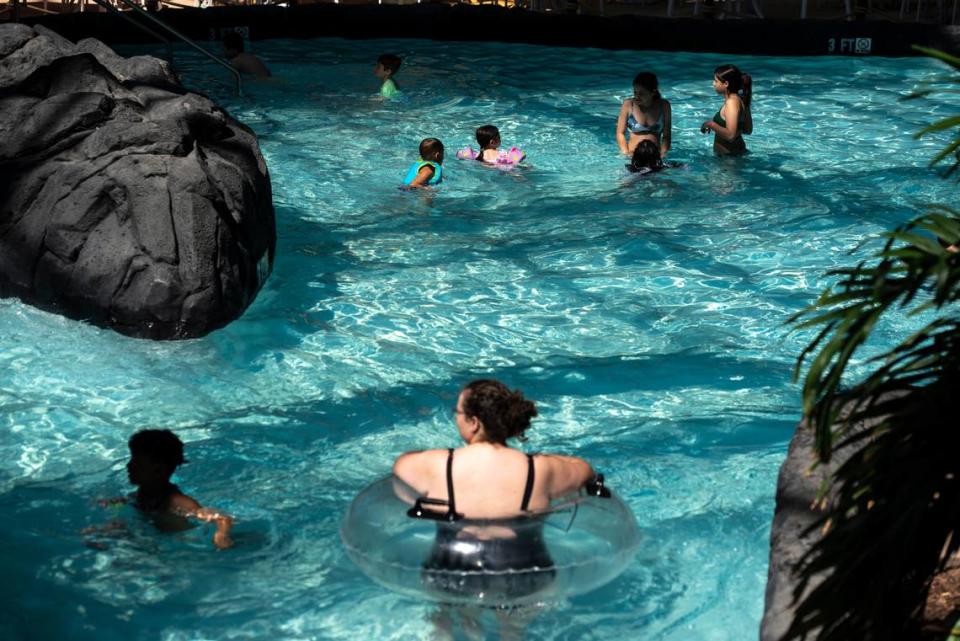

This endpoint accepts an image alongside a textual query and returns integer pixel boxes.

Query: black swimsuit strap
[447,450,534,514]
[445,448,457,517]
[520,454,535,512]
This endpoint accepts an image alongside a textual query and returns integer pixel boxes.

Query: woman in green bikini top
[700,64,753,156]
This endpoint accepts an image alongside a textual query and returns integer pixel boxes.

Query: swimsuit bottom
[422,524,556,602]
[716,135,747,156]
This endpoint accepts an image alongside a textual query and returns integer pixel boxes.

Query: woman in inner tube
[393,379,596,634]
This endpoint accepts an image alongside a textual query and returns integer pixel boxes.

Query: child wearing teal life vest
[404,138,444,188]
[375,53,402,98]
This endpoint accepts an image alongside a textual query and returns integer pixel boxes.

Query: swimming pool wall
[23,4,960,56]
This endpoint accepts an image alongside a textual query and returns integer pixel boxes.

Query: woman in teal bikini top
[701,64,753,157]
[616,71,672,158]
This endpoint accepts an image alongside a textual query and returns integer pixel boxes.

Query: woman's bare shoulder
[393,448,447,473]
[534,453,594,497]
[534,452,589,469]
[395,447,448,460]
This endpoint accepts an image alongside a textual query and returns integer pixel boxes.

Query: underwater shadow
[203,347,794,454]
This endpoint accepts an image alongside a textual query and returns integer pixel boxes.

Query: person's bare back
[230,52,271,79]
[393,380,594,520]
[222,32,271,79]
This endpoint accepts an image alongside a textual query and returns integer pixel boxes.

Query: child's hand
[82,519,129,550]
[82,520,127,535]
[214,530,234,550]
[96,497,128,508]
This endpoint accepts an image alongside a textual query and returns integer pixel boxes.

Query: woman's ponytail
[741,73,752,109]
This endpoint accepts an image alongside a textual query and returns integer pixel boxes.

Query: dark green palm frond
[789,210,960,461]
[785,207,960,641]
[912,46,960,71]
[785,378,960,641]
[784,46,960,641]
[909,50,960,177]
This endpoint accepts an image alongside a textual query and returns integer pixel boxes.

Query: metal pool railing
[1,0,244,95]
[109,0,243,95]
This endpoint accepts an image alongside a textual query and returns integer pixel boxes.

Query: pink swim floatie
[456,146,526,165]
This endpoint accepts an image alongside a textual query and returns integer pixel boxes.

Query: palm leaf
[912,45,960,70]
[784,46,960,641]
[784,46,960,640]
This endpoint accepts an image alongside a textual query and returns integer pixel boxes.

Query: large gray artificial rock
[760,417,830,641]
[0,25,274,339]
[761,396,905,640]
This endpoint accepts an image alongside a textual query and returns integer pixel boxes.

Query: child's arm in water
[701,95,743,142]
[615,100,631,155]
[169,493,235,550]
[407,165,436,189]
[83,497,132,548]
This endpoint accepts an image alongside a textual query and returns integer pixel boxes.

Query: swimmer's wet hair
[377,54,402,75]
[222,32,245,53]
[715,64,752,108]
[462,379,538,443]
[628,140,662,173]
[632,72,662,100]
[129,429,186,471]
[475,125,500,153]
[419,138,444,162]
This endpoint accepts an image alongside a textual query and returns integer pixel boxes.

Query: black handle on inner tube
[585,474,611,498]
[407,497,464,521]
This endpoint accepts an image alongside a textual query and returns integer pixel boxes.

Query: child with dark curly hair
[105,429,235,550]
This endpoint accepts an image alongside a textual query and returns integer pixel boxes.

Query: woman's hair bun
[463,380,538,443]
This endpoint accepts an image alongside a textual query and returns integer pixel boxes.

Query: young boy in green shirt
[374,53,402,98]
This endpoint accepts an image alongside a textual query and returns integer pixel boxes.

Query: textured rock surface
[760,417,830,641]
[761,397,904,640]
[0,25,274,339]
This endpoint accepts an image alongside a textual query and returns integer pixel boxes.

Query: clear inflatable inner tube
[340,475,641,607]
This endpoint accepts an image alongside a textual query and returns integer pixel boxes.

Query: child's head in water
[475,125,500,152]
[127,429,185,488]
[122,429,234,549]
[627,140,662,173]
[222,32,245,59]
[375,54,402,80]
[420,138,444,164]
[404,139,445,187]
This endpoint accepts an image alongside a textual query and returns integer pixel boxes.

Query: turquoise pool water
[1,37,953,641]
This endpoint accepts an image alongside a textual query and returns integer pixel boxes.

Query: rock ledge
[0,24,275,339]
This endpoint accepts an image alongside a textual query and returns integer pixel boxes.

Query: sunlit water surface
[1,37,953,641]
